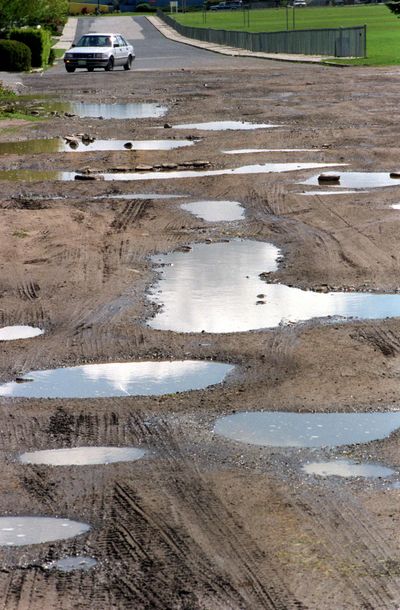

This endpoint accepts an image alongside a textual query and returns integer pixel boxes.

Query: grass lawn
[173,4,400,65]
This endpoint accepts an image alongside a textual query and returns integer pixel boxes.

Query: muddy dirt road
[2,14,400,609]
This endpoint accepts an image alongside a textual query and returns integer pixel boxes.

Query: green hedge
[136,3,157,11]
[10,28,52,68]
[0,40,32,71]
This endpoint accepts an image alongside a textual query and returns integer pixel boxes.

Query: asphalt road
[74,15,235,71]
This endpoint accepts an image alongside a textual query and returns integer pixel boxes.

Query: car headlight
[64,53,73,59]
[98,53,109,59]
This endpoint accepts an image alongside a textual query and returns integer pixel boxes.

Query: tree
[0,0,68,33]
[386,1,400,16]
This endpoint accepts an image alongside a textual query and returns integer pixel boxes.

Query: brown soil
[1,52,400,609]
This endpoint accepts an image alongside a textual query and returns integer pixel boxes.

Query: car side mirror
[113,43,119,47]
[71,43,76,48]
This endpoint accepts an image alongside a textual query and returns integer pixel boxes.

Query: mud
[3,26,400,610]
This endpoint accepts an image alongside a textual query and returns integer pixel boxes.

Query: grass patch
[173,4,400,65]
[13,229,29,238]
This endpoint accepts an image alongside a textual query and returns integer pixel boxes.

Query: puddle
[50,101,168,119]
[223,148,320,154]
[47,555,97,572]
[0,360,233,398]
[172,121,279,131]
[0,517,90,546]
[148,239,400,333]
[302,172,400,190]
[214,411,400,448]
[0,139,194,154]
[19,446,146,465]
[0,164,344,182]
[0,326,43,341]
[392,203,400,209]
[181,200,244,222]
[303,460,396,478]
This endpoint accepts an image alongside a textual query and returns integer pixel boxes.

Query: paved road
[74,15,238,71]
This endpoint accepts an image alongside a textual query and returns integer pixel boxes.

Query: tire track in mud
[353,322,400,357]
[290,483,400,609]
[120,413,306,610]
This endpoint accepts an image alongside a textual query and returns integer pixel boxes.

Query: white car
[64,32,135,73]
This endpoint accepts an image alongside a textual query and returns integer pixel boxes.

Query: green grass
[173,4,400,65]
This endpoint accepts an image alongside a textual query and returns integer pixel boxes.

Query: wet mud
[2,35,400,610]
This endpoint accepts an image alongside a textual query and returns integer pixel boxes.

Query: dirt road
[1,15,400,609]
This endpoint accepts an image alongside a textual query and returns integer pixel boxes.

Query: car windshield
[77,35,112,47]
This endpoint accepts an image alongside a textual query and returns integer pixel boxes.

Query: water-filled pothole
[181,200,244,222]
[303,460,396,478]
[19,446,146,465]
[50,101,168,119]
[148,239,400,333]
[392,203,400,209]
[214,411,400,448]
[0,139,194,154]
[0,517,90,546]
[0,164,343,182]
[302,172,400,190]
[0,326,43,341]
[172,121,279,131]
[47,556,97,572]
[0,361,233,398]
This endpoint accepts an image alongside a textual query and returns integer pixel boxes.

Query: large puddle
[303,460,396,478]
[19,446,146,465]
[302,172,400,190]
[0,326,43,341]
[172,121,279,131]
[148,239,400,333]
[0,139,194,154]
[214,411,400,448]
[181,200,244,222]
[47,556,97,572]
[50,101,168,119]
[0,163,343,182]
[0,517,90,546]
[0,360,233,398]
[300,190,361,196]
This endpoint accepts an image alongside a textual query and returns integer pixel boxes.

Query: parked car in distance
[64,33,135,73]
[292,0,307,6]
[210,1,243,9]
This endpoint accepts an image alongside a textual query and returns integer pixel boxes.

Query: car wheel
[105,56,114,71]
[124,55,132,71]
[87,67,94,72]
[65,66,75,73]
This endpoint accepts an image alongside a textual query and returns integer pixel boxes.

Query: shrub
[10,27,52,68]
[136,2,157,11]
[48,48,56,64]
[0,40,31,71]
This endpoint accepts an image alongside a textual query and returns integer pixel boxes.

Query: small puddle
[0,326,43,341]
[0,164,343,182]
[19,446,146,465]
[223,148,319,154]
[50,101,168,119]
[303,460,396,478]
[392,203,400,209]
[0,360,233,398]
[0,517,90,546]
[148,239,400,333]
[181,200,244,222]
[47,555,97,572]
[214,411,400,448]
[302,172,400,190]
[0,139,194,154]
[172,121,279,131]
